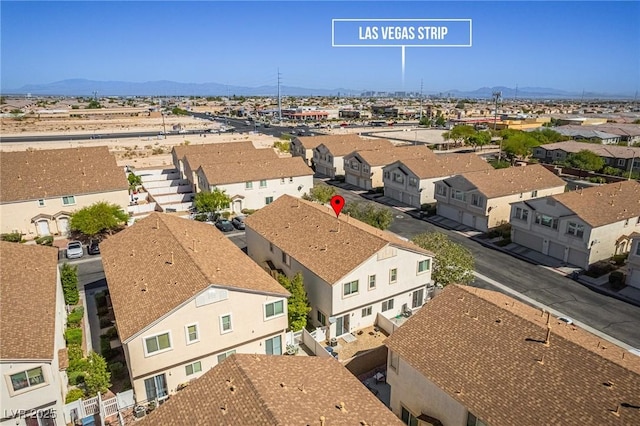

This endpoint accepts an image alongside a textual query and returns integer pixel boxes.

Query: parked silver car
[66,241,84,259]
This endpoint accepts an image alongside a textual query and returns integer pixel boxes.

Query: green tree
[194,188,231,216]
[419,116,432,126]
[127,172,142,191]
[65,388,85,403]
[411,233,474,287]
[435,115,446,127]
[501,132,541,162]
[302,185,336,204]
[61,263,80,305]
[566,150,605,171]
[277,273,311,332]
[343,202,393,230]
[442,125,476,146]
[467,131,491,150]
[70,202,129,237]
[86,99,102,109]
[84,352,111,397]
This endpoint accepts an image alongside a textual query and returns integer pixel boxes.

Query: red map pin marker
[330,195,345,218]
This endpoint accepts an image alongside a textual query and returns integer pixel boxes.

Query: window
[436,184,447,197]
[408,177,418,187]
[392,172,404,184]
[368,274,376,290]
[389,350,399,371]
[382,298,394,312]
[471,194,484,207]
[37,199,45,207]
[269,242,274,252]
[217,350,236,363]
[384,171,390,179]
[389,268,397,284]
[185,361,202,376]
[417,259,431,274]
[343,280,359,296]
[185,324,198,344]
[317,310,326,325]
[363,166,370,173]
[62,195,76,205]
[10,367,45,392]
[144,374,168,402]
[265,300,284,319]
[467,412,488,426]
[636,243,640,256]
[451,190,466,201]
[282,251,290,266]
[362,306,372,317]
[260,180,267,188]
[566,222,584,238]
[514,207,529,221]
[220,314,232,334]
[617,159,626,166]
[531,190,538,197]
[245,181,253,189]
[401,407,419,426]
[265,335,282,355]
[144,332,171,355]
[265,196,274,205]
[350,161,360,170]
[535,213,558,229]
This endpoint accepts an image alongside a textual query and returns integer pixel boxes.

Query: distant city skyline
[1,1,638,95]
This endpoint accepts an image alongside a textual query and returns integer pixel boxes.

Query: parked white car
[66,241,84,259]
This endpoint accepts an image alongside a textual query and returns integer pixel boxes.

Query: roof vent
[220,404,228,416]
[610,405,621,417]
[298,385,307,394]
[603,380,614,389]
[544,326,551,347]
[537,354,545,365]
[320,416,326,426]
[337,402,348,413]
[280,382,287,388]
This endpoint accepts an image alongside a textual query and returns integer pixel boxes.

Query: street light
[628,148,636,181]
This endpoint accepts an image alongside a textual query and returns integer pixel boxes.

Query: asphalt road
[319,180,640,349]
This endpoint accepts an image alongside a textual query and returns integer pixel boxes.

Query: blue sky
[1,1,638,94]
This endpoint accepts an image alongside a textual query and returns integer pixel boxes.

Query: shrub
[95,292,107,307]
[612,253,628,265]
[100,336,111,356]
[68,344,84,363]
[105,327,118,339]
[60,263,79,305]
[489,160,511,169]
[99,317,113,329]
[586,262,616,278]
[1,232,23,243]
[588,177,606,184]
[65,388,85,403]
[65,328,83,346]
[97,306,109,317]
[609,270,626,290]
[108,361,124,378]
[35,235,54,246]
[68,371,86,386]
[67,307,84,328]
[241,208,256,215]
[221,211,231,219]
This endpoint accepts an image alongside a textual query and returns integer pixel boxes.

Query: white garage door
[513,229,543,252]
[58,217,70,235]
[37,220,50,236]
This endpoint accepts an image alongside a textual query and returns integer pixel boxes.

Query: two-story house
[136,354,404,425]
[0,147,128,239]
[343,145,434,190]
[1,242,68,426]
[290,134,364,167]
[435,164,566,232]
[172,143,278,192]
[510,180,640,269]
[627,234,640,289]
[383,154,493,208]
[385,285,640,426]
[100,213,290,405]
[313,138,393,178]
[532,141,640,175]
[245,195,434,340]
[195,157,313,212]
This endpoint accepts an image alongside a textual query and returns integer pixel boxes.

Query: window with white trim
[217,350,236,363]
[265,196,274,205]
[401,406,418,426]
[185,324,199,344]
[417,259,430,274]
[10,367,45,392]
[566,222,584,238]
[265,300,284,319]
[535,213,558,229]
[408,177,418,187]
[260,180,267,188]
[451,190,466,201]
[282,251,290,266]
[37,199,45,207]
[436,184,447,197]
[362,306,372,317]
[389,350,399,371]
[265,335,282,355]
[368,274,376,290]
[531,190,538,197]
[144,332,172,355]
[392,172,404,184]
[343,280,359,297]
[317,310,326,325]
[220,314,232,334]
[62,195,76,205]
[514,207,529,221]
[185,361,202,376]
[384,171,390,179]
[245,181,253,189]
[382,298,394,312]
[471,193,484,207]
[389,268,397,284]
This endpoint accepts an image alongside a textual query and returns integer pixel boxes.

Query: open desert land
[0,115,282,168]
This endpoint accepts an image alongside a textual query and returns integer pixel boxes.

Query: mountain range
[4,79,634,99]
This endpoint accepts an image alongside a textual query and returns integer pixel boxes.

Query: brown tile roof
[172,141,256,161]
[538,141,640,159]
[137,354,404,426]
[244,195,432,284]
[294,133,364,150]
[455,164,566,198]
[199,157,313,186]
[392,153,493,179]
[0,242,59,360]
[349,145,435,167]
[551,180,640,228]
[385,285,640,426]
[101,213,289,342]
[0,146,128,203]
[317,138,394,157]
[181,145,278,174]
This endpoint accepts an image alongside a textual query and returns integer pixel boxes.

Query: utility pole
[277,68,282,122]
[419,79,424,121]
[160,99,167,138]
[493,91,502,160]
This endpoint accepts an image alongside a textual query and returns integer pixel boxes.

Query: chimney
[544,326,551,346]
[320,416,326,426]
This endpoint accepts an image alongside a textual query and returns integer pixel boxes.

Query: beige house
[196,157,314,212]
[343,145,435,190]
[510,180,640,269]
[245,195,434,341]
[136,354,404,425]
[0,147,129,238]
[435,164,566,232]
[383,154,493,208]
[0,243,68,426]
[100,213,290,405]
[290,133,364,167]
[313,138,394,178]
[385,285,640,426]
[627,233,640,289]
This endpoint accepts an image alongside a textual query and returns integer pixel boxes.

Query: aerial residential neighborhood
[1,1,639,425]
